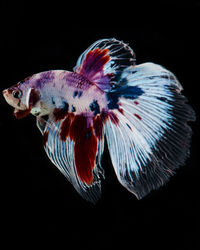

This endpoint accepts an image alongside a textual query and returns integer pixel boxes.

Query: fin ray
[36,115,105,203]
[74,38,136,91]
[105,63,195,199]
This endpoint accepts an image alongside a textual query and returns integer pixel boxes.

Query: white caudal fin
[105,63,195,199]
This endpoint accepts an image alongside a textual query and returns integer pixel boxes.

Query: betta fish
[2,38,195,203]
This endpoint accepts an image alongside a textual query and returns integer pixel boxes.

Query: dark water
[0,2,199,249]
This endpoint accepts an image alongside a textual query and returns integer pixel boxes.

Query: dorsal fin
[74,38,136,91]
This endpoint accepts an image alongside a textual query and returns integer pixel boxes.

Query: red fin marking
[134,113,142,120]
[134,100,139,105]
[43,131,49,146]
[93,111,108,140]
[79,48,110,79]
[118,107,124,115]
[59,111,118,184]
[69,115,97,185]
[109,111,119,125]
[93,110,119,139]
[60,113,74,141]
[93,111,119,140]
[93,115,104,140]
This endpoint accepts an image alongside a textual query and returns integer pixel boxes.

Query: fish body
[3,70,106,117]
[2,38,195,203]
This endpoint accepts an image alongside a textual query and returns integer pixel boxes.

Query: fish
[2,38,195,203]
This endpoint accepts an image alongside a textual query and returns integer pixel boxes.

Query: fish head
[3,84,26,110]
[2,76,41,119]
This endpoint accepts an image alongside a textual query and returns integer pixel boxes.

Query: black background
[0,2,199,249]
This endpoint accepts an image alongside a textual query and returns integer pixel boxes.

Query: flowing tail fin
[105,62,195,199]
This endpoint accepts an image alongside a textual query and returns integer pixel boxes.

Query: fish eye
[12,89,21,99]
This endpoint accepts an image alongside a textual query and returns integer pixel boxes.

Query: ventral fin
[36,113,105,203]
[74,38,136,91]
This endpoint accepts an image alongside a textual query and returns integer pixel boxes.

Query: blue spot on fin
[107,86,144,109]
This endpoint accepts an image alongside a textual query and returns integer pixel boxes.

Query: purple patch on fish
[35,71,55,88]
